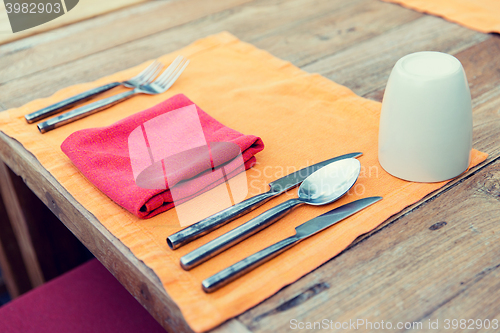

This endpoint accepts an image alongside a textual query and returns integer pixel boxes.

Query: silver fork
[38,56,189,134]
[25,60,163,124]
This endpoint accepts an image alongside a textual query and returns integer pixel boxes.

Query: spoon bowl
[298,158,361,204]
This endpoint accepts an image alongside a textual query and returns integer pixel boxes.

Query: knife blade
[202,196,382,293]
[167,152,362,250]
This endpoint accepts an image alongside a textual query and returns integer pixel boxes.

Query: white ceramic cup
[378,51,472,182]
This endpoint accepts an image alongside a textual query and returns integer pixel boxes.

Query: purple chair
[0,259,167,333]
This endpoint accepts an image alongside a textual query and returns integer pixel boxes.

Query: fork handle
[180,198,303,270]
[37,89,137,133]
[25,82,121,124]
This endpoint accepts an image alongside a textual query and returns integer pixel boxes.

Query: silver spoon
[180,158,361,270]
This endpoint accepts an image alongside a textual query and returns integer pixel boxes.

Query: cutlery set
[167,152,362,250]
[181,158,362,271]
[28,56,383,292]
[169,154,383,292]
[26,56,189,133]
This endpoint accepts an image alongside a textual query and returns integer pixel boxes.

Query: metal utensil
[202,196,382,292]
[180,158,361,270]
[167,152,362,250]
[25,60,163,124]
[37,56,189,133]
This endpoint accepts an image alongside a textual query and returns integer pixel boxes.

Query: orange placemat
[382,0,500,34]
[0,32,488,332]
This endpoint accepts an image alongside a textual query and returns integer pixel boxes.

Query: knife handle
[180,198,302,270]
[25,82,121,123]
[167,190,280,250]
[202,235,299,293]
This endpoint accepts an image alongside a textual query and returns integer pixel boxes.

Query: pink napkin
[61,94,264,218]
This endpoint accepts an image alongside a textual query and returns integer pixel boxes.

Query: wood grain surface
[0,0,149,45]
[0,161,44,288]
[0,0,499,332]
[0,169,31,297]
[237,159,500,333]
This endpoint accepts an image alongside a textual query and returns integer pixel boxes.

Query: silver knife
[167,152,362,250]
[202,196,382,293]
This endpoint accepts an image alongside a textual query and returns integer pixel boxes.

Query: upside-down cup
[378,51,473,182]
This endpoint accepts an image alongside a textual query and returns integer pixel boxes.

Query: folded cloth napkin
[382,0,500,34]
[61,94,264,218]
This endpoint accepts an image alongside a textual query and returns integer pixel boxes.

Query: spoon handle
[180,198,302,270]
[167,190,279,250]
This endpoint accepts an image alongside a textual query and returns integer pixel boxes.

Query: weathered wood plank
[0,182,31,298]
[0,132,193,333]
[0,217,20,297]
[418,266,500,332]
[237,158,500,332]
[241,0,423,67]
[0,0,150,45]
[0,0,424,108]
[0,161,44,288]
[457,35,500,160]
[450,36,500,161]
[363,35,500,160]
[458,36,500,101]
[301,15,488,97]
[470,92,500,160]
[6,163,94,283]
[363,35,500,103]
[212,319,254,333]
[0,0,252,84]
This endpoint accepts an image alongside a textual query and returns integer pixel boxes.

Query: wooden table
[1,0,499,332]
